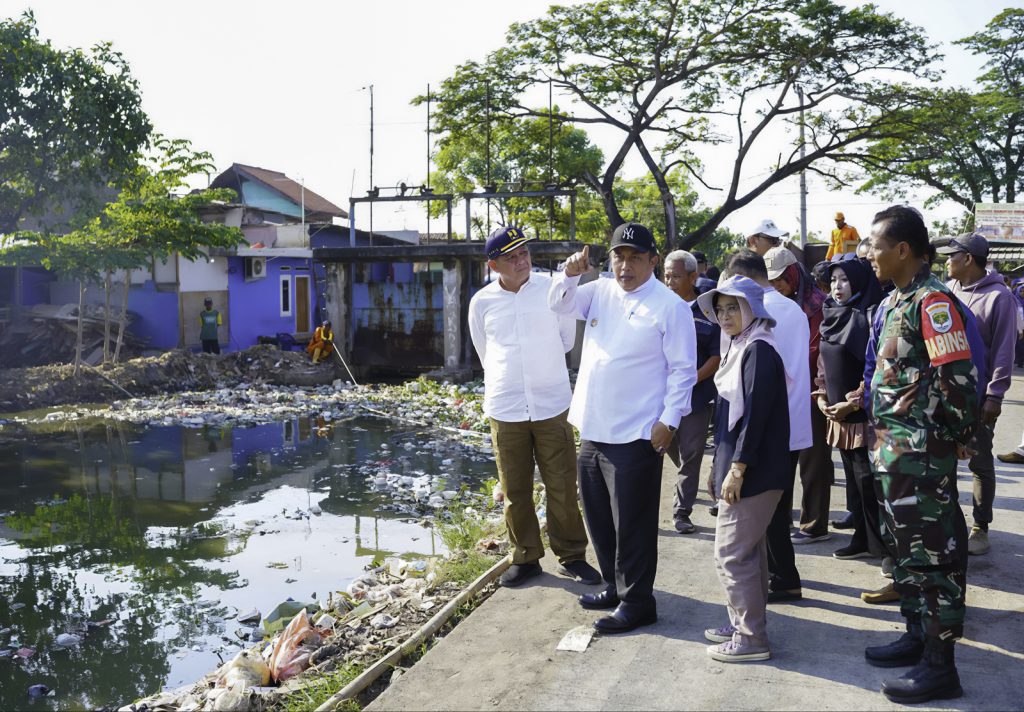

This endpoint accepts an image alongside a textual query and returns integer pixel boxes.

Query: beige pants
[714,488,783,646]
[490,410,588,565]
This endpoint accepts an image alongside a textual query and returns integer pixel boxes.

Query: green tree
[0,11,151,233]
[424,0,937,250]
[0,138,245,370]
[849,9,1024,211]
[569,169,744,267]
[425,112,603,240]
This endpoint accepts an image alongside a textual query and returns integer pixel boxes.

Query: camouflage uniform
[870,273,976,641]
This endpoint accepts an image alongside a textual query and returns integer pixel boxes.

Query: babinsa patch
[925,301,953,333]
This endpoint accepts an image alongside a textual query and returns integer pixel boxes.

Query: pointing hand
[564,244,594,278]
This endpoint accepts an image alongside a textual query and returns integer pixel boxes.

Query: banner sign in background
[976,203,1024,241]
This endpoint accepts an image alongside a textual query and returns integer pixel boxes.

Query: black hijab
[820,258,882,359]
[819,259,882,419]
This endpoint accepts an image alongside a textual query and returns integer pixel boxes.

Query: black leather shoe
[766,588,802,603]
[578,589,619,610]
[881,638,962,703]
[558,560,602,585]
[593,605,657,634]
[499,561,542,588]
[831,512,855,530]
[866,632,924,668]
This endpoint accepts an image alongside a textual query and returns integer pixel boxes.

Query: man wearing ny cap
[827,212,861,261]
[746,219,788,256]
[940,233,1016,556]
[468,226,601,588]
[550,222,697,633]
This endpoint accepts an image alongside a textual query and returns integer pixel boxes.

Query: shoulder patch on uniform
[924,300,953,334]
[921,292,970,366]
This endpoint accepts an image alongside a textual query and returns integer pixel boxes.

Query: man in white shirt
[550,222,697,633]
[468,226,601,588]
[724,250,811,603]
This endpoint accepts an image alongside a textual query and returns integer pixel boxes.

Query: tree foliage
[423,0,938,249]
[0,137,245,368]
[423,112,603,240]
[850,9,1024,209]
[0,11,152,234]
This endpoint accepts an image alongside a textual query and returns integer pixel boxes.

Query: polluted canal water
[0,413,495,710]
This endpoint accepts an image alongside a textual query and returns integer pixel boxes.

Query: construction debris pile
[0,303,146,368]
[0,345,340,414]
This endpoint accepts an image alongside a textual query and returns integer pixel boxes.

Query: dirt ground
[0,345,341,414]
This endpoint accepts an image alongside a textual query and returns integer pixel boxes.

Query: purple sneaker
[704,625,736,643]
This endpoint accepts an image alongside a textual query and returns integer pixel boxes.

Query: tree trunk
[103,270,112,365]
[73,280,86,380]
[633,135,677,251]
[113,275,130,363]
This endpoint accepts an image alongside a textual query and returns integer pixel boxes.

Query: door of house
[295,275,310,333]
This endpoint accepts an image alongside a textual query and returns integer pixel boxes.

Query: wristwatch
[666,424,677,433]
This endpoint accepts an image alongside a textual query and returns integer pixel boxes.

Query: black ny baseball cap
[609,222,656,253]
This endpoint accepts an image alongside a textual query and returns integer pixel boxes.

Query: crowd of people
[467,206,1020,705]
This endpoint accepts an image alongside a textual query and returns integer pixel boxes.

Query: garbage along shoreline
[122,549,509,712]
[0,351,518,711]
[0,345,346,415]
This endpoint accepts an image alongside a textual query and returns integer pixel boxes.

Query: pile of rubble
[0,303,146,368]
[0,345,339,414]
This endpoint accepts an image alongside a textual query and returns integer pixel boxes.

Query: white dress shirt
[762,288,812,451]
[468,272,576,422]
[548,272,697,443]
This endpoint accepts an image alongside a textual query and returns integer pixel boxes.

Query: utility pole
[367,84,375,245]
[796,85,808,249]
[426,84,431,242]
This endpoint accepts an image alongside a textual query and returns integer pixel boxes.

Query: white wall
[177,252,228,293]
[276,224,308,247]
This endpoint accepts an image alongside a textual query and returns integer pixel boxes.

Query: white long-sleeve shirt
[468,273,576,422]
[762,288,812,451]
[548,272,697,443]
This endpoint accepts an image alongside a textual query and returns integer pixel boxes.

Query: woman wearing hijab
[697,275,791,663]
[815,260,885,560]
[764,246,835,545]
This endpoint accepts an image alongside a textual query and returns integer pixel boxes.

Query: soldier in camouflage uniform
[864,205,975,705]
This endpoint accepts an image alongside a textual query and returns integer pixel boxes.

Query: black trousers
[840,447,886,556]
[767,451,802,591]
[202,339,220,354]
[578,439,662,613]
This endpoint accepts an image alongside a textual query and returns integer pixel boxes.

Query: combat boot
[865,615,923,667]
[881,637,963,704]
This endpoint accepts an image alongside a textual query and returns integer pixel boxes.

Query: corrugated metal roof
[212,163,348,219]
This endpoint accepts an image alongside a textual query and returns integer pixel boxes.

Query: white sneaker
[968,527,990,556]
[706,640,771,662]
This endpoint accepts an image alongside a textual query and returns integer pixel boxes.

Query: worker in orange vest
[307,320,334,364]
[826,212,861,260]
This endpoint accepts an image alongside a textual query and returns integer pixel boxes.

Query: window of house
[280,275,292,316]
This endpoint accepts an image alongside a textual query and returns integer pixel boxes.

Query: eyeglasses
[715,304,741,318]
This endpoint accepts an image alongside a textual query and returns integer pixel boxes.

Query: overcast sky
[17,0,1023,243]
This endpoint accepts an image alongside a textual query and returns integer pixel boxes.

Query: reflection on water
[0,415,493,710]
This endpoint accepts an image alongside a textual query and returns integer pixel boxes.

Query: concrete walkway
[370,376,1024,711]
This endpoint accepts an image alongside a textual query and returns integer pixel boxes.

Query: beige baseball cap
[764,246,799,280]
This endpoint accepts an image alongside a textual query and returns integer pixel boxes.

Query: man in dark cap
[939,232,1016,556]
[469,226,600,588]
[550,222,697,633]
